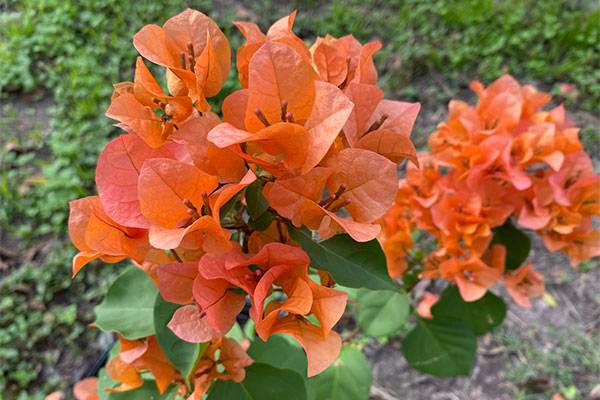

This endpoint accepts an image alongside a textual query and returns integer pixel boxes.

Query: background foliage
[0,0,598,398]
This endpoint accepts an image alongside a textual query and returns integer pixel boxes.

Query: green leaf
[246,184,269,219]
[306,346,371,400]
[97,367,117,400]
[248,210,273,231]
[244,319,256,340]
[207,363,307,400]
[288,226,400,292]
[357,289,409,337]
[247,334,308,376]
[402,317,476,376]
[220,191,243,220]
[153,294,203,381]
[431,285,506,336]
[491,218,530,270]
[94,267,158,339]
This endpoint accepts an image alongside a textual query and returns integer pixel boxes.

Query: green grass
[498,325,600,400]
[0,0,598,398]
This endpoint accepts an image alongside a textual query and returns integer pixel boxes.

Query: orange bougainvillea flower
[385,74,597,302]
[443,256,504,302]
[469,74,523,137]
[156,261,198,305]
[105,59,195,149]
[541,218,600,267]
[504,260,544,308]
[431,178,513,249]
[235,12,311,88]
[251,263,346,377]
[139,164,255,254]
[106,335,180,394]
[242,41,320,133]
[68,196,150,277]
[162,247,252,343]
[95,133,179,229]
[310,34,381,91]
[133,8,230,103]
[263,162,386,242]
[212,45,354,172]
[169,113,246,183]
[464,135,532,191]
[422,247,504,302]
[343,82,419,165]
[167,303,223,343]
[138,158,219,228]
[188,337,253,399]
[547,151,597,208]
[165,242,347,376]
[511,122,566,171]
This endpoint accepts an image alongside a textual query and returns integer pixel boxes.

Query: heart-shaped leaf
[306,346,371,400]
[431,285,506,336]
[207,363,307,400]
[94,267,158,339]
[357,289,409,337]
[402,317,476,376]
[247,334,308,376]
[288,226,400,292]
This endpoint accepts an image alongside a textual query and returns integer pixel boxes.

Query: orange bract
[188,337,253,399]
[68,196,150,276]
[381,74,598,305]
[73,378,99,400]
[106,335,180,394]
[504,260,545,308]
[69,9,423,392]
[133,8,230,100]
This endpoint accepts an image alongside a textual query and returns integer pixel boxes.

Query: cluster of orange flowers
[380,75,599,308]
[69,334,251,399]
[67,9,419,397]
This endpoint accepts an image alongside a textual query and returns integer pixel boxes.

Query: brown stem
[171,249,183,263]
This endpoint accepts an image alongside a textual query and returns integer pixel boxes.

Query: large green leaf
[94,267,158,339]
[246,183,270,219]
[207,363,307,400]
[491,218,530,270]
[288,226,400,292]
[153,294,204,381]
[306,346,371,400]
[357,289,409,337]
[431,285,506,336]
[402,317,476,376]
[247,334,308,376]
